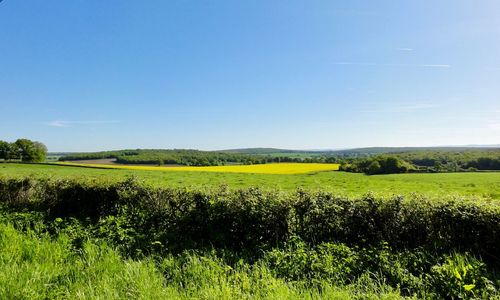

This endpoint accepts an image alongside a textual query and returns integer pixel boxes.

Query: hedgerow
[1,177,498,260]
[1,176,499,298]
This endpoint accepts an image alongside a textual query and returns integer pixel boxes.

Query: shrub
[428,253,497,298]
[0,177,499,261]
[1,176,499,298]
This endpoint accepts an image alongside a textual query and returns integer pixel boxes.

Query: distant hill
[220,146,500,156]
[51,145,500,157]
[219,148,319,155]
[52,146,500,165]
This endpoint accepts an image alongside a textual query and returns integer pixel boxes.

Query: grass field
[2,162,500,298]
[1,163,499,200]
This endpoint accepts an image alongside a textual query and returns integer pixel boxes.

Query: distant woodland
[57,147,500,173]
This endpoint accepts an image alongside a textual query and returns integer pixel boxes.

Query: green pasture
[1,163,499,200]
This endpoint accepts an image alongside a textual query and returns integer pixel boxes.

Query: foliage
[58,149,330,166]
[395,149,500,171]
[340,149,500,173]
[1,177,499,260]
[56,147,500,171]
[0,139,47,162]
[264,238,499,298]
[0,221,418,299]
[428,254,497,299]
[0,141,12,160]
[227,147,500,171]
[0,211,498,299]
[341,156,416,175]
[0,175,499,298]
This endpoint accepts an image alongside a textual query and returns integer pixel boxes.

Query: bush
[0,177,499,262]
[429,253,497,298]
[1,176,499,298]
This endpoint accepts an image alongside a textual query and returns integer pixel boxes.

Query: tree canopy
[341,156,416,175]
[0,139,47,162]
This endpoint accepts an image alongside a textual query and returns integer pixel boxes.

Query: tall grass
[0,223,407,299]
[0,176,499,298]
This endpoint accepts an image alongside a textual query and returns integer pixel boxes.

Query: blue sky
[1,1,499,151]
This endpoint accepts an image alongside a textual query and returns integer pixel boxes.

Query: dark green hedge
[0,177,498,263]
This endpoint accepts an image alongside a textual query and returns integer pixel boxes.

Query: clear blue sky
[1,1,499,151]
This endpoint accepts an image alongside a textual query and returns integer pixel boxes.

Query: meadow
[1,174,499,299]
[1,162,500,299]
[1,162,499,200]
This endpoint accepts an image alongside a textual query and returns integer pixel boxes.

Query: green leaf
[463,284,475,291]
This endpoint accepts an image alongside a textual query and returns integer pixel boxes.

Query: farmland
[55,161,341,174]
[1,162,500,299]
[1,169,500,299]
[3,0,500,298]
[1,162,499,200]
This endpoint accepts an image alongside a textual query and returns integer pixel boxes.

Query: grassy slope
[1,163,499,200]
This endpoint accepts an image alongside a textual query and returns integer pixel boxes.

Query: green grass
[0,222,406,299]
[2,168,499,298]
[1,162,499,200]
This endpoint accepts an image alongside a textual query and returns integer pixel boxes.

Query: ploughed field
[1,162,499,200]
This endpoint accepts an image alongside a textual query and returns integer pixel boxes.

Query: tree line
[58,148,500,171]
[340,156,416,175]
[340,149,500,175]
[59,149,341,166]
[395,149,500,171]
[0,139,47,162]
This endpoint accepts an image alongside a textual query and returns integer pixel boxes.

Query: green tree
[383,157,403,173]
[32,141,48,162]
[366,160,382,175]
[433,161,443,172]
[0,140,11,160]
[14,139,47,162]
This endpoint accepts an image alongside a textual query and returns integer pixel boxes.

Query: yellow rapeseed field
[55,162,340,174]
